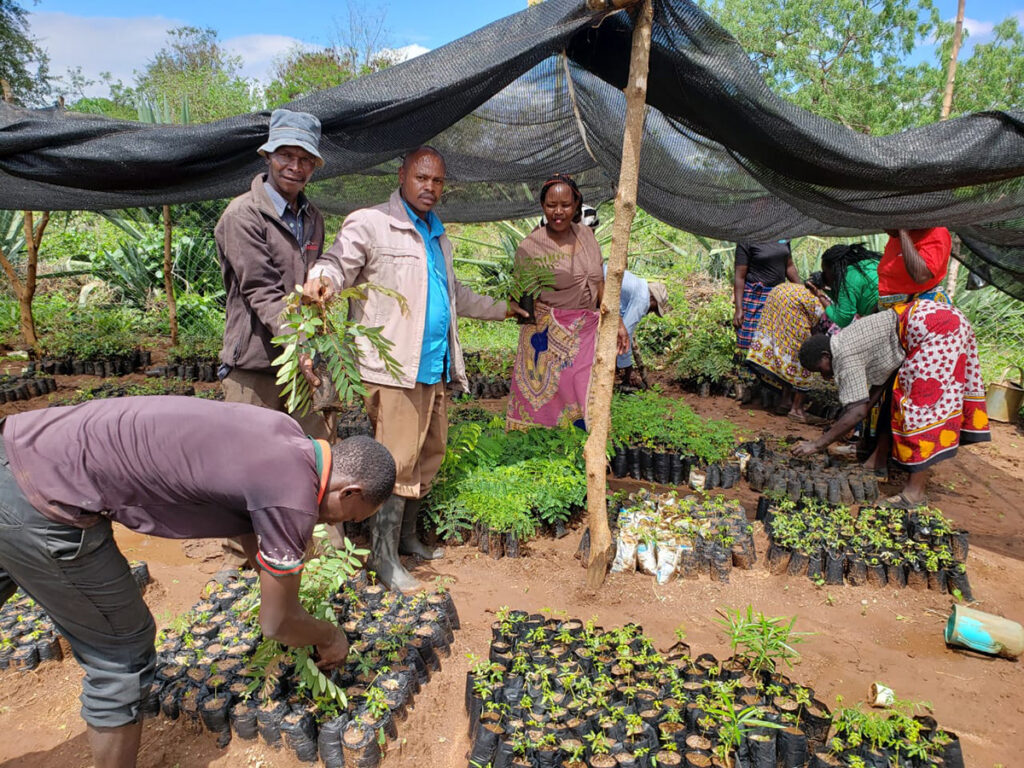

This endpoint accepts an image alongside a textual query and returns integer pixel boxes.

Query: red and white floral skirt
[891,300,990,471]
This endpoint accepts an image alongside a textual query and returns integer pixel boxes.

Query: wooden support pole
[583,0,654,589]
[163,205,179,346]
[0,83,48,354]
[942,0,966,300]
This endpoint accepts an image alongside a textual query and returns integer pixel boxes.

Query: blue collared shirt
[401,198,451,384]
[264,181,308,246]
[604,265,649,368]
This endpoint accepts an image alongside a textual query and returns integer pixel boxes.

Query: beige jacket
[309,190,508,391]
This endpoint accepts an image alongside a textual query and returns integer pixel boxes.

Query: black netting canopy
[1,0,1023,298]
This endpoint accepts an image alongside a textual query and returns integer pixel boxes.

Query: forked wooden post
[163,205,179,346]
[941,0,966,299]
[583,0,654,589]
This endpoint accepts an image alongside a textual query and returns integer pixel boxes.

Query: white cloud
[28,10,429,100]
[960,16,995,39]
[222,34,307,83]
[386,44,430,63]
[29,11,178,97]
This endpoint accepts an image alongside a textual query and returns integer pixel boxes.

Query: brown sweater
[215,174,325,372]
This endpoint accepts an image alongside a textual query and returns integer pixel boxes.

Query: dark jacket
[215,174,325,372]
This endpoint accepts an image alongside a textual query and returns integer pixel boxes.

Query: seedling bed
[608,391,738,485]
[49,380,213,406]
[0,562,149,673]
[32,350,151,377]
[146,358,220,382]
[465,610,965,768]
[461,374,511,400]
[427,421,586,555]
[149,570,460,767]
[746,449,882,506]
[762,498,972,597]
[609,490,756,584]
[0,371,57,402]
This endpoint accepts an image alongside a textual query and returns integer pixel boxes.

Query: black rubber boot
[369,494,420,593]
[399,498,445,560]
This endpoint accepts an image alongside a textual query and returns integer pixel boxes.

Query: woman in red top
[877,227,952,309]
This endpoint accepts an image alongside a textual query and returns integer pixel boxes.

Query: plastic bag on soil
[655,539,681,584]
[637,537,658,575]
[611,533,638,574]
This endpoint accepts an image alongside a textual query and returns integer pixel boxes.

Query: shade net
[1,0,1023,298]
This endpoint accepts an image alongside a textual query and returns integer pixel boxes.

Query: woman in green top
[807,243,880,328]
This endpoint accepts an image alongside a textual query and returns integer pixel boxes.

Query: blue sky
[26,0,1024,98]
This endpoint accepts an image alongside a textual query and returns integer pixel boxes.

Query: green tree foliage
[942,16,1024,116]
[134,26,258,122]
[265,47,360,107]
[699,0,940,134]
[0,0,50,105]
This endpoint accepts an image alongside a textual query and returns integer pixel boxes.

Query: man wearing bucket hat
[214,109,331,567]
[603,263,670,389]
[215,108,331,441]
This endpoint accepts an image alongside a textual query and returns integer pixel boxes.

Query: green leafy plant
[272,286,405,415]
[715,606,809,679]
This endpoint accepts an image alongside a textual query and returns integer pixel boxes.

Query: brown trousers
[364,381,447,500]
[221,368,334,441]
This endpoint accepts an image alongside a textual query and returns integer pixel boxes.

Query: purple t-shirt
[2,396,320,576]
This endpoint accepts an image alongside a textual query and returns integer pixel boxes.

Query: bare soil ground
[1,376,1022,768]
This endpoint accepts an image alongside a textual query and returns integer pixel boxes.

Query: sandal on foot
[878,493,927,510]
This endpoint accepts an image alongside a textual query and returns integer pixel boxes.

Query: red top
[878,227,951,296]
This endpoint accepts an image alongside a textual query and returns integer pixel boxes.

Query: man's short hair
[799,334,832,371]
[401,145,445,170]
[330,436,396,506]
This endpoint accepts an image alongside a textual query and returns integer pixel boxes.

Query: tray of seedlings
[0,561,149,673]
[762,498,972,598]
[426,421,587,558]
[0,370,57,402]
[149,535,459,767]
[49,379,204,406]
[746,449,882,506]
[607,490,756,584]
[33,350,151,377]
[607,391,739,487]
[465,607,965,768]
[146,357,221,383]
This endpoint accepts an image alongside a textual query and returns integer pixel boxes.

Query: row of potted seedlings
[50,380,209,406]
[29,350,151,377]
[146,357,221,382]
[463,374,512,400]
[607,391,738,488]
[0,371,57,402]
[763,498,972,598]
[610,490,756,584]
[608,445,745,491]
[465,608,963,768]
[747,451,882,506]
[0,562,149,673]
[149,568,459,767]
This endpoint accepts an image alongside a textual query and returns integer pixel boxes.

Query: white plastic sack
[610,533,638,573]
[655,540,681,584]
[637,537,658,575]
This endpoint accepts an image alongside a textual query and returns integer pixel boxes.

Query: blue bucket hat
[258,109,324,167]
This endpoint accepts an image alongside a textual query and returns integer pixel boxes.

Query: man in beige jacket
[304,147,525,591]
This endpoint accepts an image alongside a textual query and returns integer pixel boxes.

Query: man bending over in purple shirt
[0,396,395,768]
